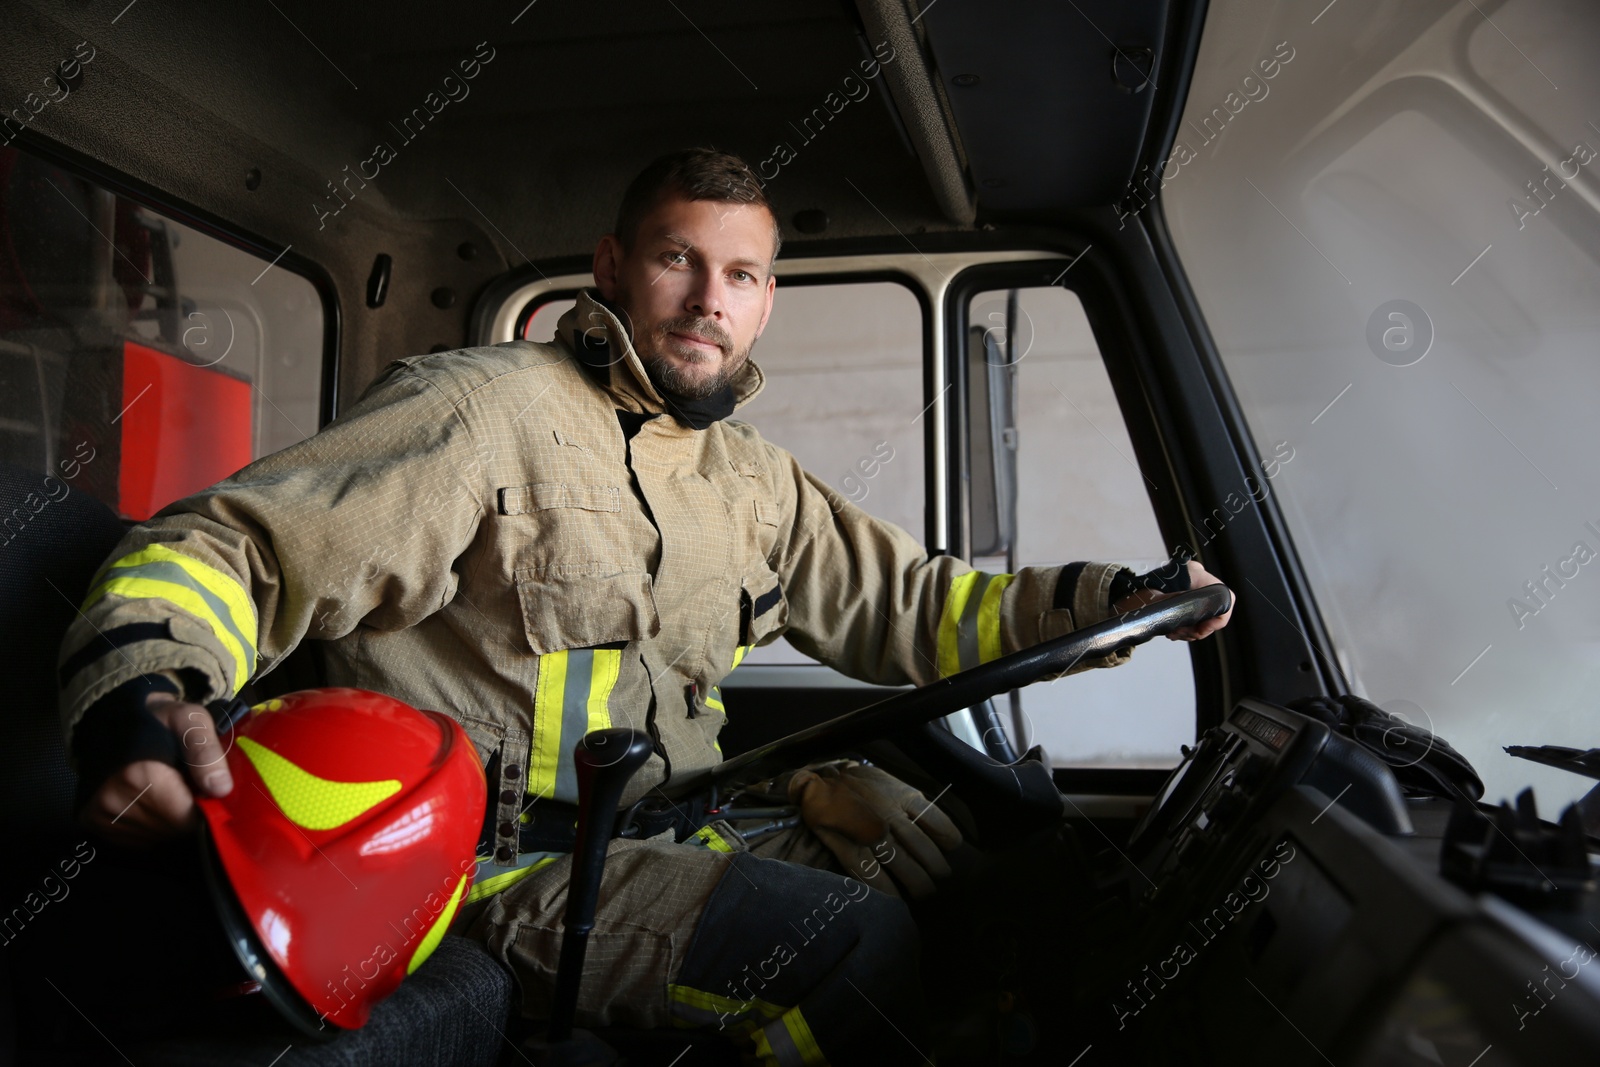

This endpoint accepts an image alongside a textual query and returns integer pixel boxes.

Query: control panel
[1125,698,1342,906]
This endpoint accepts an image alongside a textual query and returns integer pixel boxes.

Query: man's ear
[755,273,776,339]
[593,235,623,301]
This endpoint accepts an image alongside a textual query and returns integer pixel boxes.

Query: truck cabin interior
[2,0,1599,1064]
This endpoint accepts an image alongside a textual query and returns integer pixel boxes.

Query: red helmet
[196,688,486,1034]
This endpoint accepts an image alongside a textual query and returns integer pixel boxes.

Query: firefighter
[60,149,1232,1064]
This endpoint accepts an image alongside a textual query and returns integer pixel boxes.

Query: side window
[729,281,927,665]
[521,297,574,346]
[966,286,1194,767]
[0,147,324,521]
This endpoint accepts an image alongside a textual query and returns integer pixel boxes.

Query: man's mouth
[668,331,723,356]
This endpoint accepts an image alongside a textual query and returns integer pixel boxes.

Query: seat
[0,463,516,1066]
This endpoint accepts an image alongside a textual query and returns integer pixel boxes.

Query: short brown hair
[613,149,782,261]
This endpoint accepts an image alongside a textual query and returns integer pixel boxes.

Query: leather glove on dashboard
[787,761,962,899]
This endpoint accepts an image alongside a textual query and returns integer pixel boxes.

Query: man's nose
[685,272,725,320]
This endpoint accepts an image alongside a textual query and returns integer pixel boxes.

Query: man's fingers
[88,761,200,842]
[889,820,952,886]
[1187,564,1234,636]
[880,842,938,900]
[1153,564,1232,641]
[814,827,900,899]
[897,790,962,852]
[797,779,887,845]
[150,701,233,796]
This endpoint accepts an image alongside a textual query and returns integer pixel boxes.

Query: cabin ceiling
[4,0,1181,251]
[0,0,1185,393]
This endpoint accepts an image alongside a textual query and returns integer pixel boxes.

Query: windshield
[1164,0,1600,808]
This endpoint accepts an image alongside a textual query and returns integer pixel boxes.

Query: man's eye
[667,251,689,266]
[731,270,752,283]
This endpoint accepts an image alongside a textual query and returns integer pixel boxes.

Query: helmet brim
[199,820,338,1041]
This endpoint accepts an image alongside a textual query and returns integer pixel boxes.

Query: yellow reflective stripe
[587,649,620,734]
[102,544,258,650]
[530,648,622,803]
[752,1029,781,1066]
[86,545,260,691]
[465,853,561,904]
[706,686,725,714]
[754,1014,827,1067]
[691,825,735,853]
[937,571,984,678]
[731,644,751,671]
[667,984,786,1032]
[85,575,252,691]
[406,872,468,975]
[236,735,401,831]
[780,1009,828,1066]
[528,650,569,800]
[976,572,1014,666]
[938,570,1016,677]
[528,648,622,803]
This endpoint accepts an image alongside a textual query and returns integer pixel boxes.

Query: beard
[612,285,753,399]
[639,315,752,400]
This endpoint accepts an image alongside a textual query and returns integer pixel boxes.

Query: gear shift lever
[524,728,654,1064]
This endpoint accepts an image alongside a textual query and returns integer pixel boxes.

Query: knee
[847,885,920,968]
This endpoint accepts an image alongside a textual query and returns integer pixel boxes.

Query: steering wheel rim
[664,584,1233,799]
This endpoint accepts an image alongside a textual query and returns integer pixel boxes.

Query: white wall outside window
[970,287,1195,767]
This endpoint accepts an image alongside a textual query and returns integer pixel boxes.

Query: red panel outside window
[117,339,252,521]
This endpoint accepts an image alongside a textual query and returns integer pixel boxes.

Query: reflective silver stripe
[554,649,594,801]
[105,559,257,673]
[955,572,993,673]
[762,1016,808,1067]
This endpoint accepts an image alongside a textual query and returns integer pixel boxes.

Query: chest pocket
[499,481,621,517]
[515,561,660,655]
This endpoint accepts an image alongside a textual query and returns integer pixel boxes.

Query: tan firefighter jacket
[58,290,1133,876]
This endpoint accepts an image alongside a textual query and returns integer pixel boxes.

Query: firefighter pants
[459,829,929,1066]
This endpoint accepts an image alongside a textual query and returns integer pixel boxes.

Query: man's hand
[81,694,233,846]
[788,762,962,899]
[1112,560,1234,642]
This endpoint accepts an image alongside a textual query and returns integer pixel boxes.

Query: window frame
[471,238,1312,791]
[945,260,1214,774]
[7,132,343,429]
[476,250,1067,555]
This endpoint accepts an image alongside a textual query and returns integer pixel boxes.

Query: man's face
[594,196,777,400]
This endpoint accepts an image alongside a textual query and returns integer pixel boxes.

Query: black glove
[70,674,186,814]
[1108,545,1195,605]
[70,673,247,815]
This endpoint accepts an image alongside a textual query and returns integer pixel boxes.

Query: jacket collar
[554,290,765,430]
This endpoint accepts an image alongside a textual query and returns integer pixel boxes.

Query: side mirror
[967,290,1020,558]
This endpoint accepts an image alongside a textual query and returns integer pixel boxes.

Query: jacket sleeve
[762,444,1134,688]
[57,363,486,751]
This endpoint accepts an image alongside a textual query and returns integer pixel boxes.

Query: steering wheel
[664,584,1233,800]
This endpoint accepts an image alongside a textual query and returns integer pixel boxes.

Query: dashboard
[1077,699,1600,1065]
